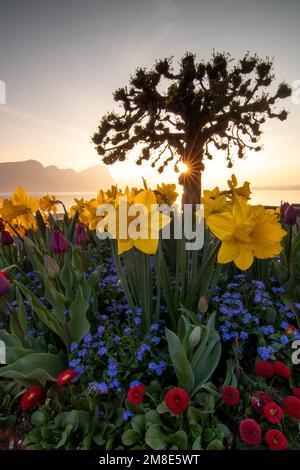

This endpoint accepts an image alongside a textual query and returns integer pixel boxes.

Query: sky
[0,0,299,190]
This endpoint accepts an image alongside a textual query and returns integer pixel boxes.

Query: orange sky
[0,0,299,190]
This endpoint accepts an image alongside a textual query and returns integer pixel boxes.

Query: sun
[177,161,189,173]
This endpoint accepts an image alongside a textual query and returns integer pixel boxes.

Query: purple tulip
[50,230,68,254]
[0,219,4,232]
[281,202,289,215]
[284,204,297,226]
[74,223,89,246]
[0,272,10,297]
[0,230,14,246]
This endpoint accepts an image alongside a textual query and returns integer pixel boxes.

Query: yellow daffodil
[39,194,58,213]
[207,196,286,270]
[227,174,251,200]
[98,189,171,255]
[0,187,39,230]
[156,183,179,205]
[201,187,231,219]
[84,190,109,230]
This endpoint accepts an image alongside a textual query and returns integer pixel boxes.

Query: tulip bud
[74,223,89,246]
[0,272,10,297]
[44,254,60,279]
[0,230,14,246]
[284,205,297,226]
[189,326,202,349]
[50,230,68,254]
[198,295,208,313]
[280,202,289,215]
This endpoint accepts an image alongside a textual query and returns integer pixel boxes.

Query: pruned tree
[92,52,291,206]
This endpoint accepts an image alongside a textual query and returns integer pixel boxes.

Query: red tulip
[51,230,68,254]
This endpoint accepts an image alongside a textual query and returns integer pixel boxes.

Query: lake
[1,189,300,210]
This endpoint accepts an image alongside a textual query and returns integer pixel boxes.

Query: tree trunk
[180,141,203,210]
[181,168,202,209]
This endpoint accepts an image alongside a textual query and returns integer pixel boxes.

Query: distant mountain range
[253,185,300,191]
[0,159,114,192]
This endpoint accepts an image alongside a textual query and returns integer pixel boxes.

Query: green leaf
[68,286,90,343]
[45,280,67,324]
[131,415,146,435]
[31,410,48,427]
[122,430,141,446]
[0,352,66,386]
[9,288,29,345]
[145,410,161,427]
[6,347,35,363]
[0,330,22,348]
[187,406,202,425]
[60,256,74,298]
[203,427,216,443]
[165,327,194,392]
[15,281,66,343]
[170,430,188,450]
[157,402,169,414]
[145,424,169,450]
[55,424,73,449]
[207,438,224,450]
[192,436,202,450]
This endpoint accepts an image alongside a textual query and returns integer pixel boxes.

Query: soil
[0,406,32,450]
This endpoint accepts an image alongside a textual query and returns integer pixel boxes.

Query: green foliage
[165,313,221,396]
[121,381,229,450]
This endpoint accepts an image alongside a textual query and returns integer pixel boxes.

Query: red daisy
[221,385,240,405]
[265,429,287,451]
[263,402,283,424]
[127,384,145,405]
[57,368,76,387]
[283,395,300,420]
[292,388,300,399]
[255,361,274,378]
[239,419,262,446]
[273,361,291,380]
[21,386,43,411]
[165,387,189,415]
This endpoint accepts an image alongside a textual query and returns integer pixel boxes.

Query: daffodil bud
[198,295,208,313]
[44,254,60,279]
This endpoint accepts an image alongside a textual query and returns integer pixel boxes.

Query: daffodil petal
[206,212,235,240]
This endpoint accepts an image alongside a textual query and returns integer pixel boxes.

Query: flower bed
[0,178,300,450]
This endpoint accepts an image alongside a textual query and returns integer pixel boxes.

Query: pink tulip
[74,223,89,246]
[0,230,14,246]
[0,272,10,297]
